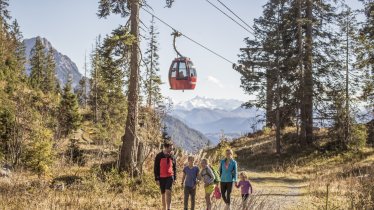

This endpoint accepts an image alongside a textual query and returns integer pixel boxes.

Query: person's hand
[156,181,160,186]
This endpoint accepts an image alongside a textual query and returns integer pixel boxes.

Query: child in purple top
[235,172,253,209]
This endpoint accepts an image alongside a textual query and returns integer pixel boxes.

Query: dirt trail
[245,171,308,210]
[171,170,308,210]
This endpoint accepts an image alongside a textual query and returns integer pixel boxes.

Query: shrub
[349,124,368,150]
[263,127,272,136]
[23,128,54,176]
[66,138,86,166]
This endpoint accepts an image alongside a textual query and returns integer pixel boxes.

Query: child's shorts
[205,184,215,194]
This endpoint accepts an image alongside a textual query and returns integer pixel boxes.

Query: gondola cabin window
[189,61,196,77]
[171,62,177,77]
[178,62,187,80]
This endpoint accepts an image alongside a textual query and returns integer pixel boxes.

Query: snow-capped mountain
[23,37,82,88]
[171,96,264,145]
[174,96,244,111]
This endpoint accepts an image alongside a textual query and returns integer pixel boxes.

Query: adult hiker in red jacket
[154,142,177,210]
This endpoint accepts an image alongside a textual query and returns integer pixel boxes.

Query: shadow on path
[254,193,308,197]
[250,176,306,184]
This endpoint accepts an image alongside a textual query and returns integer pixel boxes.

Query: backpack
[209,166,221,184]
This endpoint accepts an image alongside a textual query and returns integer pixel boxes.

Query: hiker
[154,142,177,210]
[235,172,253,210]
[219,149,238,210]
[199,159,215,210]
[181,156,199,210]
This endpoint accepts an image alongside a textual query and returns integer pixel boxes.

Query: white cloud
[207,76,224,88]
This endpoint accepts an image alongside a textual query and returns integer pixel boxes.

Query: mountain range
[171,96,264,144]
[174,96,243,111]
[23,37,83,88]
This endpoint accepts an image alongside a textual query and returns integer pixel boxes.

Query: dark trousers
[220,182,233,204]
[184,186,196,210]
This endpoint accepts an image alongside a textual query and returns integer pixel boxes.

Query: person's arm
[207,167,215,184]
[195,168,200,186]
[181,167,186,186]
[197,169,202,183]
[233,160,238,182]
[154,154,160,182]
[219,160,222,177]
[235,181,240,188]
[172,156,177,181]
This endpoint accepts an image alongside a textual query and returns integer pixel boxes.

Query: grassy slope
[0,124,373,209]
[205,127,374,209]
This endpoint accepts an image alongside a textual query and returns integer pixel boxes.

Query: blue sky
[9,0,362,103]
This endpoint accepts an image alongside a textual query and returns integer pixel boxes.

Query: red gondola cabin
[168,57,197,90]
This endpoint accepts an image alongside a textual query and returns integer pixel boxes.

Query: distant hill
[23,37,82,88]
[163,115,211,153]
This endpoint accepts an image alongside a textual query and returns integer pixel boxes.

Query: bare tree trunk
[84,52,87,109]
[304,0,314,144]
[94,50,98,124]
[119,0,140,174]
[344,12,350,149]
[137,141,152,176]
[275,72,281,154]
[266,70,274,128]
[275,1,282,155]
[297,0,306,145]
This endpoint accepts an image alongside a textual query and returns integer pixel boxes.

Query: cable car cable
[215,0,256,34]
[204,0,256,37]
[141,7,236,65]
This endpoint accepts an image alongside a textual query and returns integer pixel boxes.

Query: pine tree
[9,20,26,79]
[98,0,141,174]
[357,0,373,111]
[0,0,16,80]
[58,79,81,137]
[77,77,87,106]
[43,46,57,93]
[238,0,351,149]
[78,53,88,108]
[237,0,300,153]
[29,37,45,90]
[0,0,10,30]
[100,33,127,128]
[89,39,101,123]
[144,16,163,108]
[97,0,172,174]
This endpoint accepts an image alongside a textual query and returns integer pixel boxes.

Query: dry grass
[205,128,374,209]
[0,126,373,209]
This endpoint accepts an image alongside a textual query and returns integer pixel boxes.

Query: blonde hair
[239,172,248,179]
[226,148,233,155]
[201,158,209,165]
